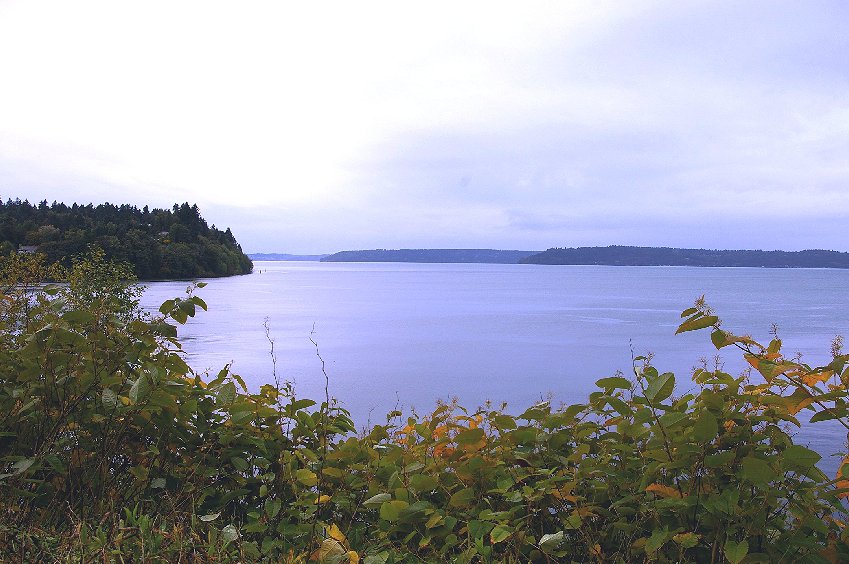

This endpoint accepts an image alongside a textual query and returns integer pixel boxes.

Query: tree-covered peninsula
[0,199,252,279]
[521,245,849,268]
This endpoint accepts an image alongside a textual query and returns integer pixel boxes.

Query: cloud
[0,1,848,252]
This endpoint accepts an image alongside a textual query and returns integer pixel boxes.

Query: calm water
[140,261,849,474]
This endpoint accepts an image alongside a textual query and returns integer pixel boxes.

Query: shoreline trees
[0,199,252,279]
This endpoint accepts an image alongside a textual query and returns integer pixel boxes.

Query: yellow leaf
[315,494,332,504]
[645,483,682,498]
[310,538,346,561]
[326,523,346,542]
[346,551,360,563]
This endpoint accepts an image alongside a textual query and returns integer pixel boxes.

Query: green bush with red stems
[2,252,849,562]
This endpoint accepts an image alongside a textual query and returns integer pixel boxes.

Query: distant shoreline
[320,249,539,264]
[251,246,849,269]
[521,246,849,269]
[248,253,328,261]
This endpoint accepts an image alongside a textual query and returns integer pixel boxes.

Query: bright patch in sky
[1,1,847,252]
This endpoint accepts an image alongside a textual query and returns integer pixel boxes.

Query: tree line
[521,245,849,268]
[0,198,252,279]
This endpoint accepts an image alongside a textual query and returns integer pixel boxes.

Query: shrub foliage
[1,253,848,562]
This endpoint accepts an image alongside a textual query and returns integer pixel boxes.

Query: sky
[1,1,847,254]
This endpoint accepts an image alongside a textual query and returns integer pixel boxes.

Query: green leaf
[151,478,166,489]
[200,512,221,522]
[158,299,175,315]
[217,381,237,406]
[492,415,517,430]
[705,451,735,468]
[693,412,718,442]
[680,307,698,318]
[673,532,700,549]
[363,493,392,507]
[290,398,317,411]
[295,468,317,486]
[607,396,633,416]
[675,315,718,335]
[12,459,34,475]
[596,376,632,390]
[539,531,564,553]
[62,310,95,324]
[102,388,119,410]
[646,528,669,554]
[455,428,485,445]
[711,329,732,349]
[645,372,675,403]
[740,456,776,485]
[658,411,689,428]
[231,457,249,471]
[724,540,748,564]
[128,375,149,404]
[563,513,582,529]
[468,520,494,539]
[409,474,438,493]
[221,524,239,546]
[379,500,408,522]
[448,487,475,507]
[810,409,844,423]
[44,454,66,474]
[490,524,512,544]
[782,445,821,469]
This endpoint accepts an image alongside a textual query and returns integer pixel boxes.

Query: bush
[1,254,848,562]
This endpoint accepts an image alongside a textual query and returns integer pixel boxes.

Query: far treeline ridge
[320,246,849,268]
[0,199,253,280]
[520,245,849,268]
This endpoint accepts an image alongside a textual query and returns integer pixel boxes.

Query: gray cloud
[1,1,848,254]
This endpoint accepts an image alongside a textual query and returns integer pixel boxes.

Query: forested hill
[521,245,849,268]
[321,249,539,263]
[0,199,253,279]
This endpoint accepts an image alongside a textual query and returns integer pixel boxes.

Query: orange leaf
[802,370,833,386]
[551,486,576,502]
[645,483,682,498]
[590,543,603,557]
[836,455,849,498]
[432,425,448,439]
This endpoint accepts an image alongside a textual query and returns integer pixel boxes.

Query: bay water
[140,261,849,475]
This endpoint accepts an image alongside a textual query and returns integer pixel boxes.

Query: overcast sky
[1,1,847,253]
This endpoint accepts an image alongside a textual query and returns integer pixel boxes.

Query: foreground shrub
[1,253,848,562]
